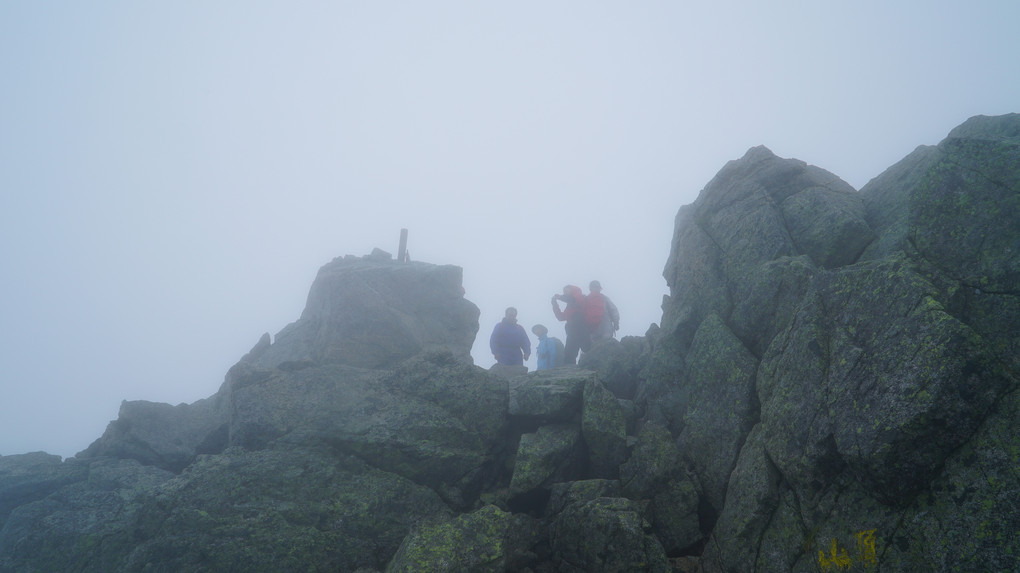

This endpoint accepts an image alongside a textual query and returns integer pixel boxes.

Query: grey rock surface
[2,115,1017,572]
[649,113,1019,572]
[253,256,479,370]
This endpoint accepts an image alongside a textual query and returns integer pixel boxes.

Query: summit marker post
[397,228,408,262]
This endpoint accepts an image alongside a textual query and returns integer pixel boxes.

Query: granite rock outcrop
[1,114,1016,572]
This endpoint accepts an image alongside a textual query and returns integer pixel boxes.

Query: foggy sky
[2,2,1018,459]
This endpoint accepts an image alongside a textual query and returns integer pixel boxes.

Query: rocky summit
[1,114,1017,572]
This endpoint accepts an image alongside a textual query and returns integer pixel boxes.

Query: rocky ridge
[0,114,1016,572]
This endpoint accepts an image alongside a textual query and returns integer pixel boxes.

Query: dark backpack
[551,337,566,367]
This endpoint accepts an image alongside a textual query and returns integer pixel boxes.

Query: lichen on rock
[3,115,1018,572]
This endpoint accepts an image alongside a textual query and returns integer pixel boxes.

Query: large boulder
[656,114,1019,572]
[386,504,540,573]
[0,457,173,572]
[659,145,868,356]
[578,336,649,400]
[77,396,227,472]
[861,113,1020,366]
[0,252,497,571]
[581,376,629,478]
[508,423,584,498]
[121,447,451,572]
[75,254,483,476]
[549,496,670,572]
[252,255,480,369]
[674,313,758,515]
[0,452,88,529]
[699,426,783,572]
[507,368,590,422]
[620,422,703,555]
[224,351,509,508]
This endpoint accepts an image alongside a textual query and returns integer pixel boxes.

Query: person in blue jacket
[531,324,564,370]
[490,307,531,366]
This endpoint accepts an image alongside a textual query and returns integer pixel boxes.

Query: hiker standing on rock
[551,285,591,365]
[489,307,531,366]
[586,280,620,342]
[531,324,565,370]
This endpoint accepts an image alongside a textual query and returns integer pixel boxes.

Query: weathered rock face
[660,144,871,359]
[1,114,1016,572]
[254,252,480,369]
[647,113,1019,572]
[76,254,481,475]
[77,396,228,473]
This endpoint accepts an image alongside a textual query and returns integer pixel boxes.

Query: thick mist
[2,2,1018,458]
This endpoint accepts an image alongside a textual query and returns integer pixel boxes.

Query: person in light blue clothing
[531,324,564,370]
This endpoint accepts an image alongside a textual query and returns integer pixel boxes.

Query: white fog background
[2,2,1018,459]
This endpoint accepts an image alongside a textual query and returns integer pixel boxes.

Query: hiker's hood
[564,285,583,302]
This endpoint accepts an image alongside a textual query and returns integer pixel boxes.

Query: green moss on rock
[386,505,511,573]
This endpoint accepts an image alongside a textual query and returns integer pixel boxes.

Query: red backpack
[584,293,605,327]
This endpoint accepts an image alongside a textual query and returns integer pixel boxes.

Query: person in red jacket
[551,285,592,365]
